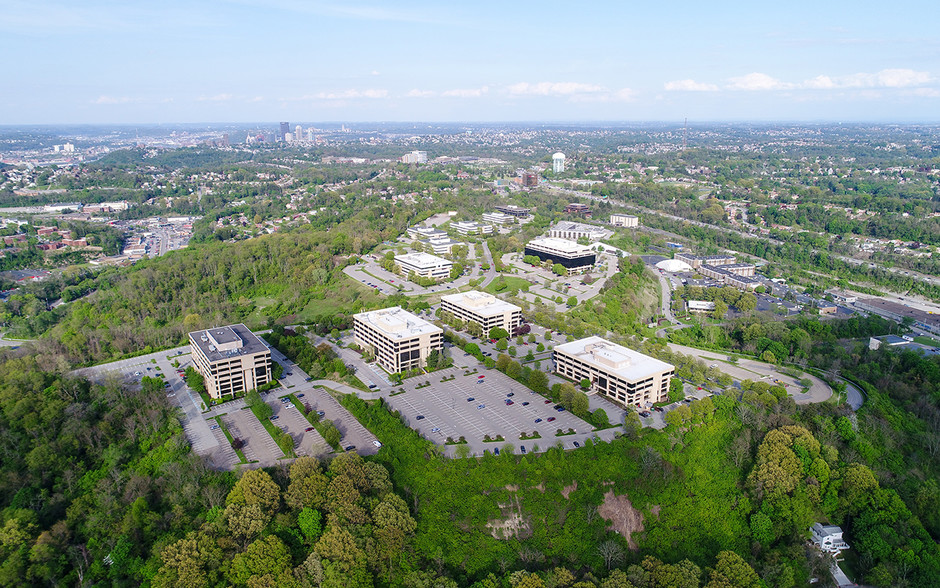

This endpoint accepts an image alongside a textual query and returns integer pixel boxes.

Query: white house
[811,523,849,554]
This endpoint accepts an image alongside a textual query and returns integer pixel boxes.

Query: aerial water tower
[552,152,566,173]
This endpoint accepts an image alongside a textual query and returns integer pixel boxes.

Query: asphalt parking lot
[222,408,285,466]
[270,396,331,457]
[384,365,593,455]
[301,387,381,455]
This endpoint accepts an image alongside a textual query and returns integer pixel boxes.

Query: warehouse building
[189,324,272,400]
[553,336,675,407]
[354,307,444,374]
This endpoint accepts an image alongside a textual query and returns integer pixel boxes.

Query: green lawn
[913,335,940,347]
[484,275,532,295]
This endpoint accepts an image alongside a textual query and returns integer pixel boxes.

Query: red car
[478,375,485,379]
[547,417,556,422]
[305,427,314,432]
[544,400,552,404]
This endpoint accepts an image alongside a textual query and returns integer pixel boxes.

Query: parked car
[573,441,580,448]
[316,411,325,417]
[416,415,425,420]
[522,402,529,406]
[305,427,314,432]
[493,447,500,456]
[520,446,527,454]
[344,445,356,451]
[467,397,475,402]
[535,418,542,423]
[477,404,485,409]
[297,393,305,398]
[372,440,382,448]
[270,415,279,420]
[506,392,514,397]
[431,427,441,433]
[547,417,556,422]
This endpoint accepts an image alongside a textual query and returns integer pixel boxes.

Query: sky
[2,0,939,124]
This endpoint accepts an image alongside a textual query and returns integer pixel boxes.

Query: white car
[372,440,382,448]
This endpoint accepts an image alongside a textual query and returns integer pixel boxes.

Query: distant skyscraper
[552,152,566,174]
[295,125,302,141]
[279,122,290,141]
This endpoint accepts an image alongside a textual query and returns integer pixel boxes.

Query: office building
[547,221,612,242]
[406,226,448,240]
[189,324,272,401]
[524,237,596,274]
[450,221,493,235]
[394,252,452,279]
[564,203,591,215]
[522,172,539,187]
[482,211,515,225]
[674,252,737,269]
[610,214,639,228]
[552,152,566,173]
[553,336,675,406]
[419,236,461,256]
[495,205,531,218]
[401,150,428,164]
[295,125,303,142]
[279,122,290,141]
[354,307,443,374]
[441,291,522,334]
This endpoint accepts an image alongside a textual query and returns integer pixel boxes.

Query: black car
[493,447,500,456]
[520,445,527,454]
[506,392,514,397]
[344,445,356,451]
[467,397,475,402]
[416,415,425,420]
[573,441,580,448]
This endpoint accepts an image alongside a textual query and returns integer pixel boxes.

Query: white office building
[401,150,428,164]
[441,291,522,334]
[354,307,444,374]
[394,252,452,279]
[189,324,272,401]
[553,336,675,406]
[610,214,639,228]
[451,221,493,235]
[482,211,515,225]
[547,221,612,242]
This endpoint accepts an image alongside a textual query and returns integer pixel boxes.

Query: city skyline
[2,0,938,124]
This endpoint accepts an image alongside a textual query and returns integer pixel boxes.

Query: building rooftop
[527,237,593,255]
[554,336,674,382]
[552,221,610,234]
[189,324,269,363]
[354,307,442,339]
[441,290,521,317]
[394,252,451,267]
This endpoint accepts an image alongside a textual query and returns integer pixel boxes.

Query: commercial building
[406,226,448,240]
[564,203,591,215]
[441,291,522,334]
[553,336,675,406]
[419,236,461,256]
[547,221,612,242]
[482,211,516,225]
[189,324,272,401]
[495,205,531,217]
[401,150,428,164]
[675,252,737,269]
[354,307,443,374]
[279,122,290,141]
[450,221,493,235]
[524,237,595,275]
[552,152,566,174]
[522,172,539,187]
[394,252,452,279]
[610,214,639,228]
[855,297,940,336]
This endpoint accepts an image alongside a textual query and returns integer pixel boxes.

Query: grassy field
[913,335,940,347]
[484,275,532,295]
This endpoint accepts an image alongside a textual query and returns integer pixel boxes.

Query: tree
[496,338,508,351]
[227,535,292,586]
[669,377,685,402]
[488,327,509,340]
[298,508,323,543]
[552,263,566,276]
[567,296,578,307]
[704,550,760,588]
[592,408,609,427]
[508,346,517,357]
[528,369,549,393]
[580,378,591,390]
[597,540,625,570]
[228,469,280,512]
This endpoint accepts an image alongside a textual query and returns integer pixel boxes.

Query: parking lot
[270,395,331,457]
[384,365,595,455]
[222,408,284,466]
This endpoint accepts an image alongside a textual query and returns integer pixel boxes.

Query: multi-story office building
[450,221,493,235]
[675,252,737,269]
[441,291,522,334]
[279,122,290,141]
[522,172,539,187]
[553,336,675,407]
[354,307,443,373]
[419,236,461,255]
[401,150,428,164]
[482,211,515,225]
[189,324,272,400]
[394,252,452,279]
[495,205,531,218]
[563,203,591,215]
[406,226,448,240]
[610,214,639,228]
[547,221,612,242]
[524,237,596,275]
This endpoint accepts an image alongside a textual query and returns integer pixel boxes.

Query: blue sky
[2,0,938,123]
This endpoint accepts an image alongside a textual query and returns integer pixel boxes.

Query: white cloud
[507,81,606,96]
[441,86,489,98]
[727,73,793,91]
[908,87,940,98]
[312,89,388,99]
[664,79,719,92]
[371,70,380,76]
[831,68,931,89]
[249,96,264,102]
[197,93,233,102]
[405,89,436,98]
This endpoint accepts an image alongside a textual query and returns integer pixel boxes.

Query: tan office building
[354,307,444,374]
[441,291,522,334]
[189,324,272,400]
[553,336,675,407]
